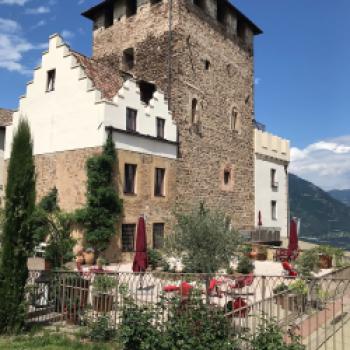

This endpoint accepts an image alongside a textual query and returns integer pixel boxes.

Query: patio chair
[276,248,299,262]
[282,261,298,277]
[226,297,250,318]
[230,273,254,289]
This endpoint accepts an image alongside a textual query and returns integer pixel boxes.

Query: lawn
[0,333,122,350]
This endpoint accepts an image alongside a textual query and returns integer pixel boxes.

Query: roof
[0,108,13,127]
[82,0,262,35]
[71,51,123,100]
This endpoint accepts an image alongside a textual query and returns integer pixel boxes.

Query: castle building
[254,124,290,240]
[4,0,266,260]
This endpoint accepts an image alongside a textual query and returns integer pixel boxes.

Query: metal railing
[25,270,350,349]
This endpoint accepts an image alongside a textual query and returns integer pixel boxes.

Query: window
[122,224,135,252]
[224,169,231,185]
[154,168,165,196]
[123,48,134,70]
[193,0,205,9]
[216,0,225,23]
[156,118,165,138]
[230,107,240,132]
[153,223,164,249]
[237,20,245,40]
[271,169,278,190]
[204,59,211,71]
[126,0,137,17]
[191,98,198,124]
[124,164,137,194]
[139,80,156,105]
[46,69,56,92]
[271,201,277,221]
[126,107,137,132]
[104,3,114,28]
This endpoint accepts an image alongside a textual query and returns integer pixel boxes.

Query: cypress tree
[76,133,123,254]
[0,119,35,333]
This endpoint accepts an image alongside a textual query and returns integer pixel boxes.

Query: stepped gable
[0,108,13,127]
[71,50,123,101]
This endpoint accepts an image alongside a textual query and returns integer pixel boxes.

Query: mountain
[289,174,350,241]
[328,189,350,207]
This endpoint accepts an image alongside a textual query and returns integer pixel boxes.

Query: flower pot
[256,253,267,261]
[93,294,114,313]
[319,255,332,269]
[76,255,85,265]
[275,294,306,313]
[83,251,95,265]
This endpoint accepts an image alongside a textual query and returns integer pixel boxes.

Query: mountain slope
[328,189,350,207]
[289,174,350,238]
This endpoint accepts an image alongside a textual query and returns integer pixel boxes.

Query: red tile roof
[0,108,13,127]
[71,51,123,101]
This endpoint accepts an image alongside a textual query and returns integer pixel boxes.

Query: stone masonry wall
[29,147,176,262]
[92,0,255,230]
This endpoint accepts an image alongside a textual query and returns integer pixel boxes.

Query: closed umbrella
[288,218,298,252]
[258,210,262,241]
[133,216,148,273]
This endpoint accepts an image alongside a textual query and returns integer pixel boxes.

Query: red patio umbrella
[132,216,148,273]
[288,218,299,252]
[258,211,262,227]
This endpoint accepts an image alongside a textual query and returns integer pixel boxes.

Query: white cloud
[61,30,74,40]
[290,136,350,190]
[0,0,29,5]
[254,77,261,85]
[0,17,46,74]
[25,6,50,14]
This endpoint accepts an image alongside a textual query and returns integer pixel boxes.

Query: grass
[0,332,122,350]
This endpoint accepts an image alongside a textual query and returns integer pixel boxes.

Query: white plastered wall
[5,34,106,159]
[254,129,290,238]
[255,157,288,238]
[104,79,177,159]
[5,34,178,161]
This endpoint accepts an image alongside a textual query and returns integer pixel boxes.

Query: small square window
[156,117,165,139]
[224,170,231,185]
[271,201,277,220]
[126,107,137,132]
[124,164,137,194]
[154,168,165,196]
[46,69,56,92]
[123,48,134,70]
[153,223,164,249]
[122,224,135,252]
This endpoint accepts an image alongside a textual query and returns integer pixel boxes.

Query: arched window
[191,98,198,124]
[230,107,240,132]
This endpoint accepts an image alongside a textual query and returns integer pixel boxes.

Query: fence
[26,270,350,350]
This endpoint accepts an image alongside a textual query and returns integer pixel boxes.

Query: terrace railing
[26,270,350,350]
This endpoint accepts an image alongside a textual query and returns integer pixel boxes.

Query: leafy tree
[167,204,241,273]
[0,119,35,333]
[31,189,75,268]
[76,134,123,254]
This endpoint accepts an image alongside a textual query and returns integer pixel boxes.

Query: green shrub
[295,248,320,277]
[0,119,36,333]
[92,275,116,294]
[86,315,116,342]
[236,256,254,274]
[166,203,241,273]
[147,249,164,270]
[251,318,305,350]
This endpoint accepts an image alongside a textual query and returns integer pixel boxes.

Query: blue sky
[0,0,349,190]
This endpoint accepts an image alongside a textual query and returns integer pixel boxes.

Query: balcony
[241,227,281,244]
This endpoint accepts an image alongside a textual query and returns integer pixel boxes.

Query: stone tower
[82,0,262,230]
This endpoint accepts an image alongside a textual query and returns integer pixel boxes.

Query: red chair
[226,297,250,318]
[207,278,223,298]
[276,248,299,262]
[230,273,255,289]
[282,261,298,277]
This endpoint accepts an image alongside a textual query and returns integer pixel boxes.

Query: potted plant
[147,249,164,271]
[97,256,107,270]
[256,245,267,261]
[241,244,253,258]
[274,280,308,313]
[92,274,116,312]
[317,246,334,269]
[83,248,95,265]
[236,256,255,275]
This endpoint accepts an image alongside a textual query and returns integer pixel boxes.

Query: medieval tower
[82,0,262,231]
